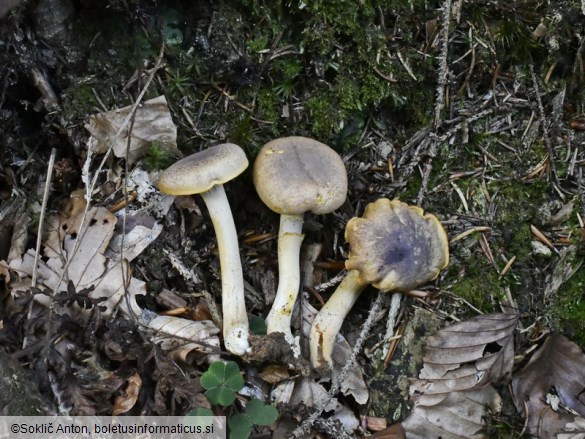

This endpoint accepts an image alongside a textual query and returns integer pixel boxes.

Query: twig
[529,63,558,182]
[313,270,347,293]
[31,147,57,288]
[162,249,223,328]
[26,147,57,349]
[381,293,402,360]
[119,97,138,318]
[416,139,440,205]
[417,0,452,204]
[433,0,452,128]
[292,292,385,438]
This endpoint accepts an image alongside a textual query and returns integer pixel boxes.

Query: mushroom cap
[345,198,449,292]
[157,143,249,195]
[253,136,348,215]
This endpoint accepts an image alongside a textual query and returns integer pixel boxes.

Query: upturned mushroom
[253,136,348,357]
[157,143,251,356]
[309,198,449,369]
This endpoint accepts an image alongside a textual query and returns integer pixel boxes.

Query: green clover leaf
[246,399,278,426]
[200,361,245,406]
[228,413,253,439]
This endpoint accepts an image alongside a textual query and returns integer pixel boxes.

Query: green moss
[305,92,338,137]
[247,36,270,53]
[229,115,258,152]
[451,257,505,312]
[256,89,280,125]
[491,179,550,262]
[549,256,585,345]
[61,81,101,121]
[143,142,175,171]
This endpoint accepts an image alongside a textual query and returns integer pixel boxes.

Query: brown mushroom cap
[253,136,348,215]
[345,198,449,292]
[157,143,249,195]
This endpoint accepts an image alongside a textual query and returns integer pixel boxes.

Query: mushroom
[157,143,251,356]
[253,136,348,356]
[309,198,449,369]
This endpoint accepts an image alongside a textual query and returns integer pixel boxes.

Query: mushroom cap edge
[344,198,449,292]
[253,136,348,215]
[157,143,249,195]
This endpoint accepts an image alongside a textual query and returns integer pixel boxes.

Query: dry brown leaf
[113,372,142,415]
[258,364,290,384]
[272,377,359,434]
[104,212,163,263]
[369,422,406,439]
[142,313,220,363]
[403,387,502,439]
[85,95,179,164]
[400,314,515,438]
[6,204,28,264]
[10,204,143,317]
[511,334,585,438]
[7,192,169,320]
[411,313,517,403]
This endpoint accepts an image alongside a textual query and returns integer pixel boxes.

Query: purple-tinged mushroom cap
[345,199,449,292]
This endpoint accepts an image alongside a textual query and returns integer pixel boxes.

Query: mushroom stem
[265,213,305,357]
[200,184,250,355]
[309,270,367,369]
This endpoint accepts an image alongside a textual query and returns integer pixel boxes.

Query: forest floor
[1,0,585,438]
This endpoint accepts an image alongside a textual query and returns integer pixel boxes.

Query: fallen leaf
[10,203,143,317]
[105,212,163,263]
[272,377,359,434]
[113,372,142,415]
[402,314,514,438]
[85,95,179,164]
[6,203,28,264]
[411,313,517,404]
[370,422,406,439]
[258,364,290,384]
[402,387,502,439]
[511,334,585,438]
[141,312,220,363]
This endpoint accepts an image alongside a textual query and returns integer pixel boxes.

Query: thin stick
[417,0,452,204]
[25,147,57,349]
[381,293,402,360]
[292,292,385,437]
[529,63,558,182]
[31,147,57,288]
[433,0,453,128]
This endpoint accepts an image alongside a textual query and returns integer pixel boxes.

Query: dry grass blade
[511,334,585,438]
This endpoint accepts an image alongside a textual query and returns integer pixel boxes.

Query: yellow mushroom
[157,143,250,356]
[253,136,348,357]
[309,198,449,369]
